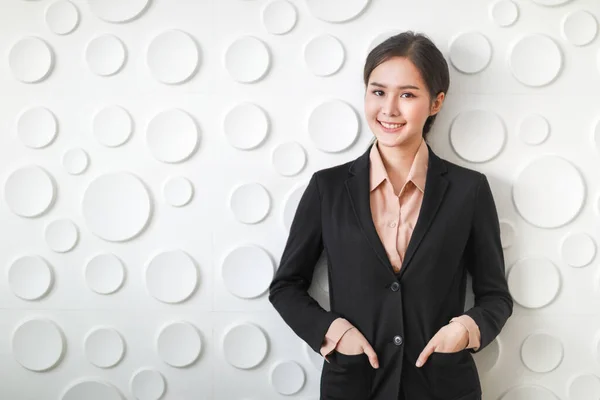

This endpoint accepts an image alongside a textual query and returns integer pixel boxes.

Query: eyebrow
[369,82,421,90]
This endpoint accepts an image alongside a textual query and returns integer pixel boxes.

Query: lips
[378,120,406,132]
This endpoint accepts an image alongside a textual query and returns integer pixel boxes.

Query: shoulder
[312,159,355,186]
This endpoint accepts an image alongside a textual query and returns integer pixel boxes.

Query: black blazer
[269,142,513,400]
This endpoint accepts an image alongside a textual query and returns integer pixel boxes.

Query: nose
[382,95,400,117]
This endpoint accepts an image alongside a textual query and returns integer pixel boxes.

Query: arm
[461,173,513,354]
[268,173,342,354]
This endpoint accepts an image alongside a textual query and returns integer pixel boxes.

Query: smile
[378,120,406,131]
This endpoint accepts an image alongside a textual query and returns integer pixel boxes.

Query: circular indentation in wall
[561,232,596,268]
[305,0,370,23]
[222,245,273,299]
[147,30,199,84]
[130,369,166,400]
[308,100,358,153]
[262,0,296,35]
[156,321,202,367]
[562,10,598,47]
[518,114,549,145]
[88,0,149,23]
[223,103,269,150]
[61,380,123,400]
[8,256,53,300]
[222,323,268,369]
[45,219,78,252]
[93,105,132,147]
[304,342,324,370]
[521,333,563,372]
[85,253,124,295]
[449,32,492,74]
[499,220,516,249]
[568,374,600,399]
[146,109,198,163]
[12,319,64,371]
[229,183,270,224]
[17,106,57,148]
[82,172,151,242]
[304,34,345,76]
[449,110,505,162]
[500,385,558,400]
[5,166,55,217]
[531,0,571,4]
[512,156,584,228]
[63,148,89,175]
[509,34,562,87]
[163,177,193,207]
[9,36,54,83]
[507,257,561,308]
[272,141,306,176]
[145,250,197,303]
[593,120,600,154]
[283,182,307,231]
[473,338,500,373]
[84,327,125,368]
[85,34,126,76]
[224,36,270,83]
[45,0,79,35]
[270,360,305,395]
[490,0,518,27]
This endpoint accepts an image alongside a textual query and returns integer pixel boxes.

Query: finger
[362,343,379,369]
[416,344,436,368]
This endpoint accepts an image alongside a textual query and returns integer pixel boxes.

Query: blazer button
[393,335,403,346]
[390,282,400,292]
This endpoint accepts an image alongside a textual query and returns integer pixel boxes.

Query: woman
[268,31,513,400]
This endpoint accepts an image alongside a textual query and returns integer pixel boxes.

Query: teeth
[380,121,405,129]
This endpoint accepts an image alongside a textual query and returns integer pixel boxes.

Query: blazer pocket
[426,350,480,399]
[320,352,374,400]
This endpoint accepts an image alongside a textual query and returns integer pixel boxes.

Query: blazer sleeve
[462,173,513,354]
[268,172,342,354]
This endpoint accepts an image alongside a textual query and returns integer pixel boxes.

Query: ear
[430,92,445,116]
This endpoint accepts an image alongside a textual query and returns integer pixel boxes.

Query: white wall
[1,0,600,399]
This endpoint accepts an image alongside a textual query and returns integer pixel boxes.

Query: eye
[372,90,384,96]
[401,92,414,98]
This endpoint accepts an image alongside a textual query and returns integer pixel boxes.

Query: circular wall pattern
[561,232,596,268]
[304,34,345,76]
[9,36,54,83]
[147,30,199,84]
[93,105,132,147]
[222,323,268,369]
[61,380,123,400]
[449,110,505,162]
[17,106,57,148]
[229,183,271,224]
[222,245,273,299]
[156,321,202,367]
[520,333,563,372]
[282,183,307,231]
[146,109,199,163]
[224,36,270,83]
[85,253,125,295]
[88,0,150,23]
[270,361,305,395]
[593,119,600,154]
[82,172,151,242]
[518,114,550,145]
[45,219,78,253]
[85,34,126,76]
[163,176,194,207]
[567,374,600,399]
[562,10,598,47]
[305,0,370,23]
[145,250,198,303]
[8,256,53,300]
[272,141,306,176]
[489,0,518,27]
[63,148,89,175]
[130,369,166,400]
[4,166,55,217]
[223,103,269,150]
[308,100,358,153]
[12,318,64,371]
[500,385,558,400]
[84,327,125,368]
[304,342,324,370]
[509,34,562,87]
[449,32,492,74]
[512,156,585,228]
[531,0,571,4]
[507,257,561,308]
[499,220,516,249]
[262,0,297,35]
[473,338,500,373]
[45,0,79,35]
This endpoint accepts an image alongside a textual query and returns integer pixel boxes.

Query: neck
[376,137,423,178]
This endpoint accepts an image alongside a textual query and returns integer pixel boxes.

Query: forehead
[368,56,425,87]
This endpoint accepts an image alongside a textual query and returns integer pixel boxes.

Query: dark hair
[364,31,450,142]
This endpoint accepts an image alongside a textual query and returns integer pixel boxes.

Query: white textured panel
[500,385,558,400]
[489,0,518,27]
[449,32,492,74]
[147,30,199,84]
[93,105,132,147]
[518,114,550,145]
[62,148,89,175]
[17,106,57,148]
[449,110,505,162]
[229,183,271,224]
[85,34,126,76]
[84,327,125,368]
[509,34,562,87]
[272,141,306,176]
[473,338,500,373]
[270,360,305,395]
[45,0,79,35]
[560,232,596,268]
[499,220,516,249]
[594,119,600,153]
[562,10,598,46]
[262,1,297,35]
[222,323,268,369]
[88,0,150,23]
[8,256,53,300]
[4,166,55,217]
[156,321,202,367]
[508,258,561,309]
[304,342,324,371]
[282,182,307,231]
[9,36,54,83]
[221,245,273,299]
[304,34,345,76]
[531,0,572,5]
[163,177,194,207]
[305,0,370,23]
[44,218,78,253]
[223,102,269,150]
[12,319,64,371]
[85,253,125,295]
[224,36,270,83]
[520,333,563,372]
[146,109,199,163]
[61,380,123,400]
[567,374,600,399]
[145,250,198,304]
[308,100,358,152]
[130,369,166,400]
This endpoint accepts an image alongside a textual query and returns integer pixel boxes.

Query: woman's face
[364,56,444,149]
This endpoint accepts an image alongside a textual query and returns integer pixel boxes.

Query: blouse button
[389,221,397,228]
